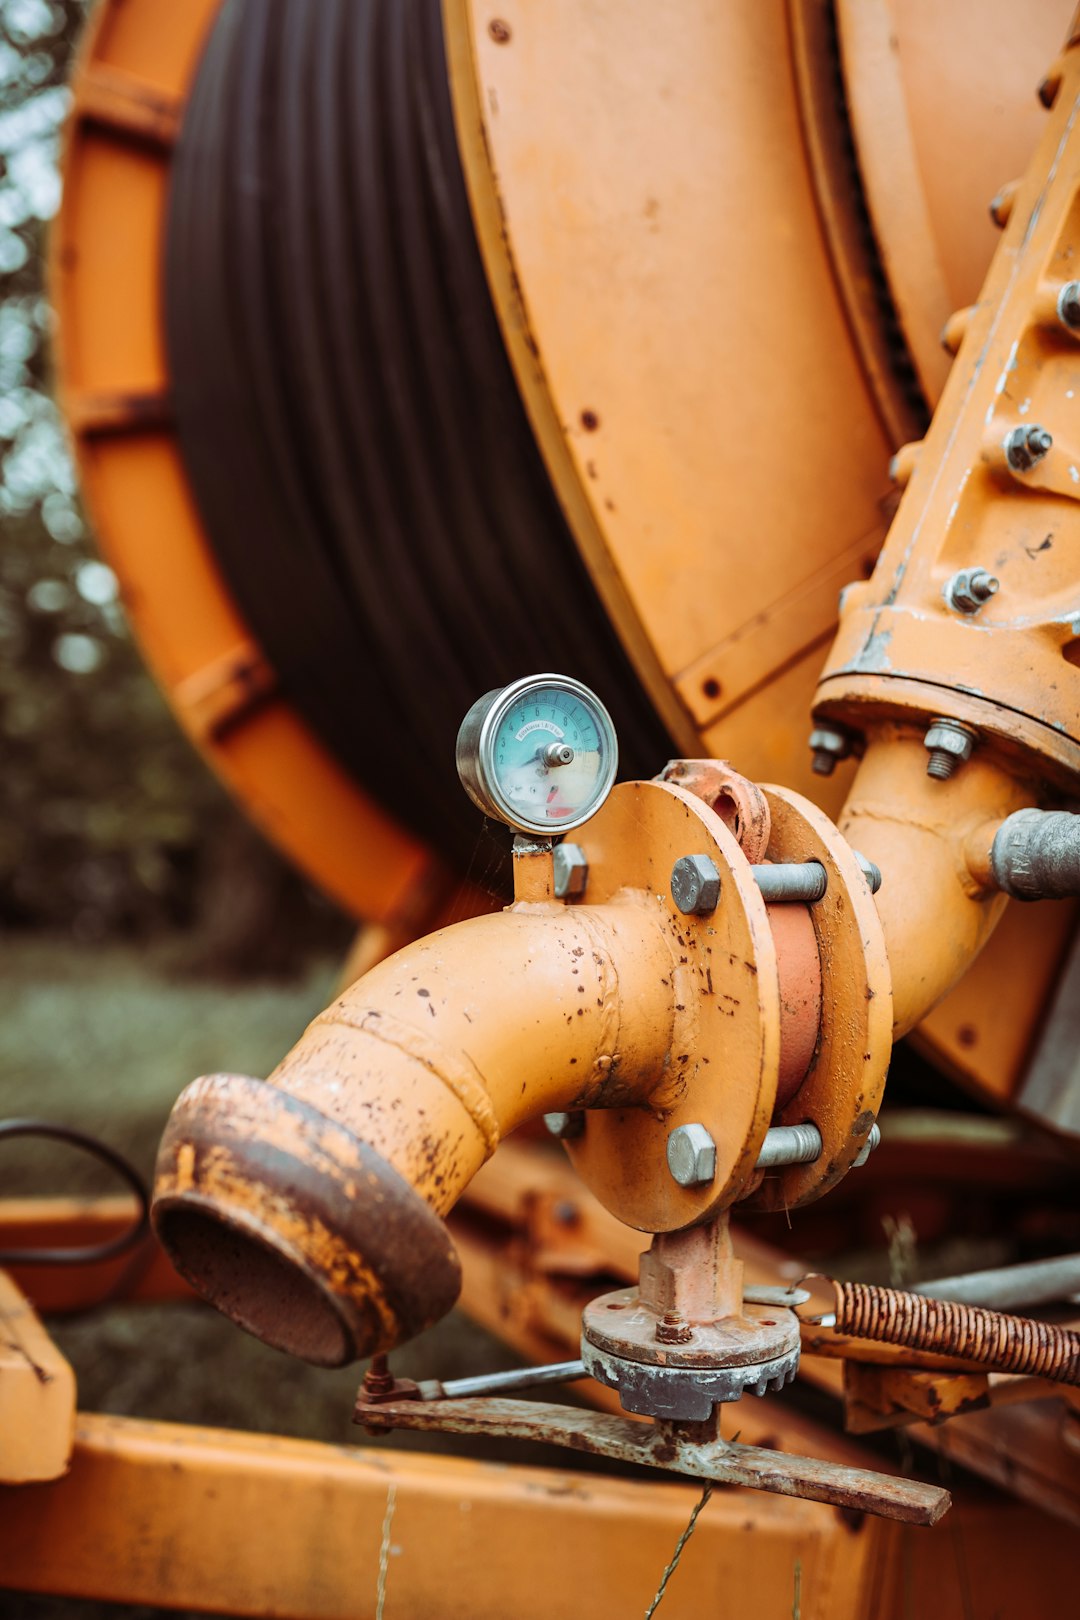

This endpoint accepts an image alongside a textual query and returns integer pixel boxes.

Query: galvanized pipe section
[990,808,1080,900]
[915,1252,1080,1311]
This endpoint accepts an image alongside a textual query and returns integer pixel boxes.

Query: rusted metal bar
[0,1272,76,1484]
[354,1396,950,1526]
[916,1254,1080,1312]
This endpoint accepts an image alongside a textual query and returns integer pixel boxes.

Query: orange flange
[562,780,782,1233]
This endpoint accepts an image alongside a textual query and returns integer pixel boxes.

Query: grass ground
[0,938,529,1619]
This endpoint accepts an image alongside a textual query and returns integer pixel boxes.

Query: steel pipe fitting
[989,808,1080,900]
[154,900,683,1366]
[838,729,1028,1036]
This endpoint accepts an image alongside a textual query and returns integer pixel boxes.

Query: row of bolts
[811,414,1061,782]
[545,847,883,1187]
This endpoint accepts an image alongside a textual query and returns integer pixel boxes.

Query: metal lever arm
[354,1394,950,1527]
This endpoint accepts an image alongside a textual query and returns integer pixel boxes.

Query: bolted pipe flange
[666,1123,717,1187]
[945,567,1000,614]
[1004,423,1052,473]
[553,842,588,900]
[545,1111,585,1141]
[924,718,978,780]
[670,853,721,916]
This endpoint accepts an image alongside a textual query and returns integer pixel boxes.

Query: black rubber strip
[165,0,674,874]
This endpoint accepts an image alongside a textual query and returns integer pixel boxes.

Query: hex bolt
[544,1111,585,1141]
[670,854,721,916]
[1059,281,1080,331]
[666,1123,718,1187]
[553,842,589,900]
[808,724,854,778]
[945,567,1000,614]
[923,718,978,780]
[1004,424,1052,472]
[853,1122,882,1168]
[853,851,883,894]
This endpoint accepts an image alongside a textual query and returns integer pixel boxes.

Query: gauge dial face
[458,675,619,836]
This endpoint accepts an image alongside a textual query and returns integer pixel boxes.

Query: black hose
[0,1120,150,1266]
[164,0,674,874]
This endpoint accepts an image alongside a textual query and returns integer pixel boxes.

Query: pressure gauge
[456,674,618,837]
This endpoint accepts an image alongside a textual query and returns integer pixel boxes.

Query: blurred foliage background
[0,0,348,970]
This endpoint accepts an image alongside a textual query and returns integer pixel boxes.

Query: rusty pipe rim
[152,1073,462,1366]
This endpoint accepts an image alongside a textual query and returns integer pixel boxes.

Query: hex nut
[808,724,853,778]
[666,1123,718,1187]
[1004,424,1052,472]
[670,854,721,916]
[945,567,999,614]
[544,1111,585,1141]
[923,719,976,761]
[853,850,883,894]
[553,842,588,900]
[1059,280,1080,330]
[852,1122,882,1168]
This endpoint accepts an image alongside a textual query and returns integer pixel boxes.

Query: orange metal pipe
[154,898,684,1365]
[836,727,1030,1037]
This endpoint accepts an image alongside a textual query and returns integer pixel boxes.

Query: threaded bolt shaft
[927,749,958,781]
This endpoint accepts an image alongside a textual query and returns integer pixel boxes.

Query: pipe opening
[156,1205,351,1367]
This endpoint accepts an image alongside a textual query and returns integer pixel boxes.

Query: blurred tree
[0,0,349,968]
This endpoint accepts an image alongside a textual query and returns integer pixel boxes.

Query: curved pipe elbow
[837,728,1029,1038]
[153,899,680,1366]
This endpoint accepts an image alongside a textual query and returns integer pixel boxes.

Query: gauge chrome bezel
[456,673,619,837]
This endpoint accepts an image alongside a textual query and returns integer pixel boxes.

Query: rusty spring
[833,1280,1080,1386]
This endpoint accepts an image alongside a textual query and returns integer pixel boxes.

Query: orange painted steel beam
[0,1198,195,1314]
[0,1272,76,1484]
[0,1412,884,1620]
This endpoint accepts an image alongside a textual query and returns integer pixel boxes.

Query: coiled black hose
[165,0,673,873]
[0,1120,149,1266]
